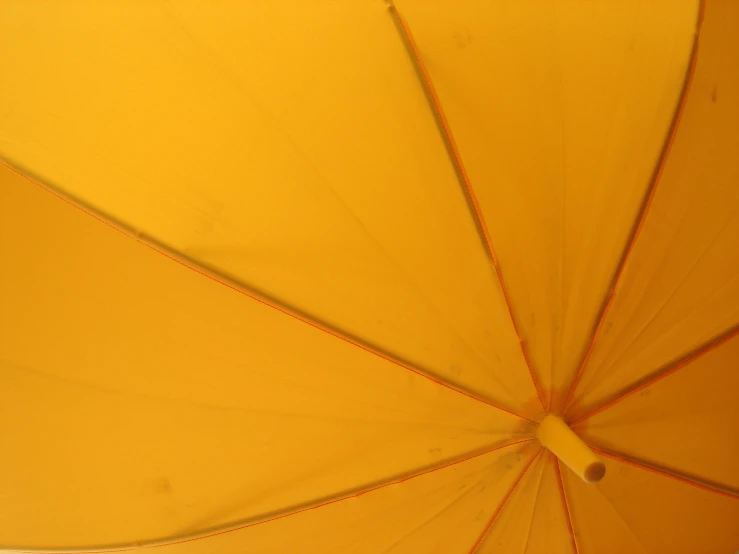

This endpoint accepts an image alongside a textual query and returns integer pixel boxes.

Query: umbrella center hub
[537,415,605,483]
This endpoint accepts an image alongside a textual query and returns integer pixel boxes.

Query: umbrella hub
[537,415,606,483]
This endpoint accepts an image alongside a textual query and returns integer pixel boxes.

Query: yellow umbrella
[1,0,737,552]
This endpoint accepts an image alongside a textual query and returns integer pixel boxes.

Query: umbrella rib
[555,458,581,554]
[0,158,534,423]
[570,323,739,424]
[561,2,704,415]
[521,452,545,554]
[590,445,739,499]
[387,2,546,413]
[6,440,534,554]
[467,447,542,553]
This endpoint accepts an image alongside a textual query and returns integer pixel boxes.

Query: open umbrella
[1,0,737,552]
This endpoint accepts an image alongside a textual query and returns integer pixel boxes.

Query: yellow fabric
[473,452,547,553]
[563,456,739,554]
[479,452,576,554]
[567,0,739,418]
[575,333,739,493]
[562,468,649,554]
[393,0,699,411]
[0,0,539,415]
[1,1,738,553]
[0,166,530,547]
[146,443,540,554]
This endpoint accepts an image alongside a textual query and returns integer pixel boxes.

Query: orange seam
[554,458,580,554]
[561,3,704,416]
[591,446,739,500]
[155,439,535,551]
[570,324,739,425]
[1,159,534,423]
[388,4,546,413]
[467,447,542,553]
[17,440,534,553]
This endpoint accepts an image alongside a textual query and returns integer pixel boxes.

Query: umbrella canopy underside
[1,1,737,553]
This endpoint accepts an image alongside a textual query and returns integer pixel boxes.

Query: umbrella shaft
[537,415,605,483]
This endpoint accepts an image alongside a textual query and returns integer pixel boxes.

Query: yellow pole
[537,415,606,483]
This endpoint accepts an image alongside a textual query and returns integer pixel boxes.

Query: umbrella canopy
[1,1,737,552]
